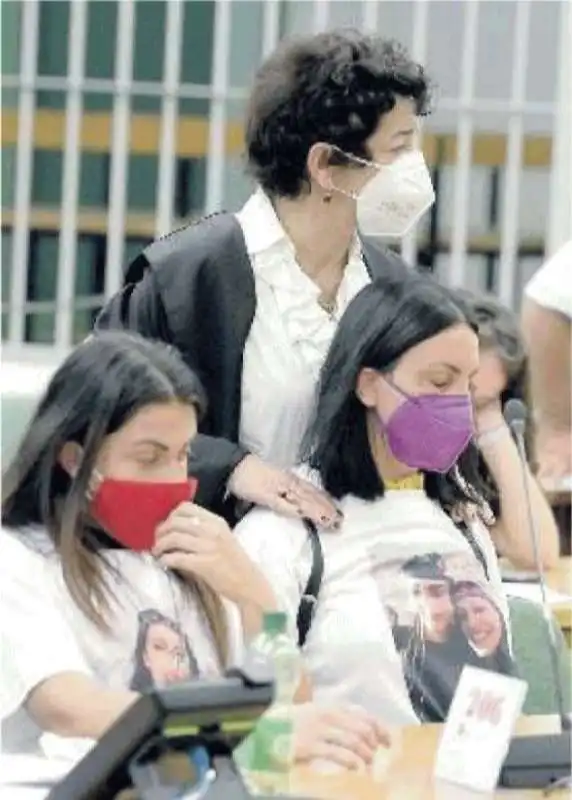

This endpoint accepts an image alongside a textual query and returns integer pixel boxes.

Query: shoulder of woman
[292,463,323,487]
[147,213,248,283]
[0,525,55,563]
[234,505,310,560]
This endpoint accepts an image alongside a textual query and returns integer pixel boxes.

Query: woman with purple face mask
[235,271,516,727]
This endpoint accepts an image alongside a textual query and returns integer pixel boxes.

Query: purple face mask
[377,381,474,473]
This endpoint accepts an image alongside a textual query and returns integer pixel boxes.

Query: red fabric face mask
[90,477,198,551]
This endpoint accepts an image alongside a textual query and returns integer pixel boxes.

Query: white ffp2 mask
[356,150,435,238]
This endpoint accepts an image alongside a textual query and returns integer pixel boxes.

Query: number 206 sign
[434,666,528,793]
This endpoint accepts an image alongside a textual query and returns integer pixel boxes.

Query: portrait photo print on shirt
[129,609,199,692]
[369,548,516,722]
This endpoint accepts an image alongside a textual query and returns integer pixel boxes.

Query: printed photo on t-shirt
[370,550,516,722]
[129,608,199,691]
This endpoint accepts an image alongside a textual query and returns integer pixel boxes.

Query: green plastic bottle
[235,612,302,794]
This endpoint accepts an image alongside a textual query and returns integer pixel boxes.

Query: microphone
[499,398,571,789]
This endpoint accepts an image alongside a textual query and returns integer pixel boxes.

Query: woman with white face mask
[96,29,435,526]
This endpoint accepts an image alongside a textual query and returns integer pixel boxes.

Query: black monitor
[48,665,274,800]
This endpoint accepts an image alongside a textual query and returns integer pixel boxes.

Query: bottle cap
[262,612,287,635]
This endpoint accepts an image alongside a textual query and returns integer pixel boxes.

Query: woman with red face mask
[0,332,387,768]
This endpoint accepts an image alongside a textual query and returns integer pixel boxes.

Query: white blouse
[236,190,371,468]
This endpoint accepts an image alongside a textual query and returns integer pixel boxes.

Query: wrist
[238,578,279,639]
[243,574,278,612]
[476,422,511,448]
[237,569,278,614]
[226,452,254,497]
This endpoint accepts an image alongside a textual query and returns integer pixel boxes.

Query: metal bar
[8,0,40,345]
[261,0,281,58]
[1,74,248,102]
[155,0,184,237]
[401,0,430,267]
[312,0,331,33]
[448,0,480,287]
[497,1,531,308]
[104,0,135,299]
[361,0,379,31]
[54,0,88,348]
[205,0,232,214]
[1,75,560,116]
[546,0,572,255]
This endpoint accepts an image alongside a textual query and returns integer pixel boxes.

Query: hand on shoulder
[228,455,342,529]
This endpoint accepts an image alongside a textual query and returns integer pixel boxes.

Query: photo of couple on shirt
[379,551,516,722]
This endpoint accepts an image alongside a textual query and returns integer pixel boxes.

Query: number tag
[434,666,528,792]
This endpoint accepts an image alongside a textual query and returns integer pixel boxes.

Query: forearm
[26,672,138,740]
[190,434,249,516]
[236,573,280,640]
[479,427,560,569]
[521,299,571,431]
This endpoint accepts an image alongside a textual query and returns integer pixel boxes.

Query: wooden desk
[288,716,566,799]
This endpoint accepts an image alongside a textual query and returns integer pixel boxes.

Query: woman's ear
[356,368,382,408]
[306,142,336,193]
[58,442,83,478]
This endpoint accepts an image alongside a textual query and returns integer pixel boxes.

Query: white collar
[236,188,363,269]
[235,189,289,255]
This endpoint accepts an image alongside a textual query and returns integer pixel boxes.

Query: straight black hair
[2,332,229,665]
[301,272,493,519]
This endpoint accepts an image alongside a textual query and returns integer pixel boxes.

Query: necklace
[317,294,337,317]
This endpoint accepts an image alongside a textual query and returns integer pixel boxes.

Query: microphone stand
[499,411,571,790]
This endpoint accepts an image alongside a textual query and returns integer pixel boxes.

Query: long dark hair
[300,273,493,516]
[452,289,534,514]
[452,289,531,437]
[2,332,229,665]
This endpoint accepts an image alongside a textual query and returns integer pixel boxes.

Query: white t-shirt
[235,481,513,727]
[0,528,243,753]
[525,241,572,318]
[236,190,371,468]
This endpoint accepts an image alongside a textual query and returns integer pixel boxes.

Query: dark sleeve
[190,435,249,518]
[94,253,249,519]
[94,256,173,341]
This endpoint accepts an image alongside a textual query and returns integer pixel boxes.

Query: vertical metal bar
[448,0,480,287]
[497,1,531,308]
[54,0,89,348]
[262,0,281,58]
[312,0,331,33]
[546,0,572,255]
[361,0,379,31]
[104,0,135,298]
[205,0,231,214]
[155,0,184,237]
[401,0,430,267]
[8,0,40,345]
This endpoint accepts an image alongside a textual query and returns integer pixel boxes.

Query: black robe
[95,212,408,518]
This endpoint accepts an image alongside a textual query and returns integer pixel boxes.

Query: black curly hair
[245,29,433,198]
